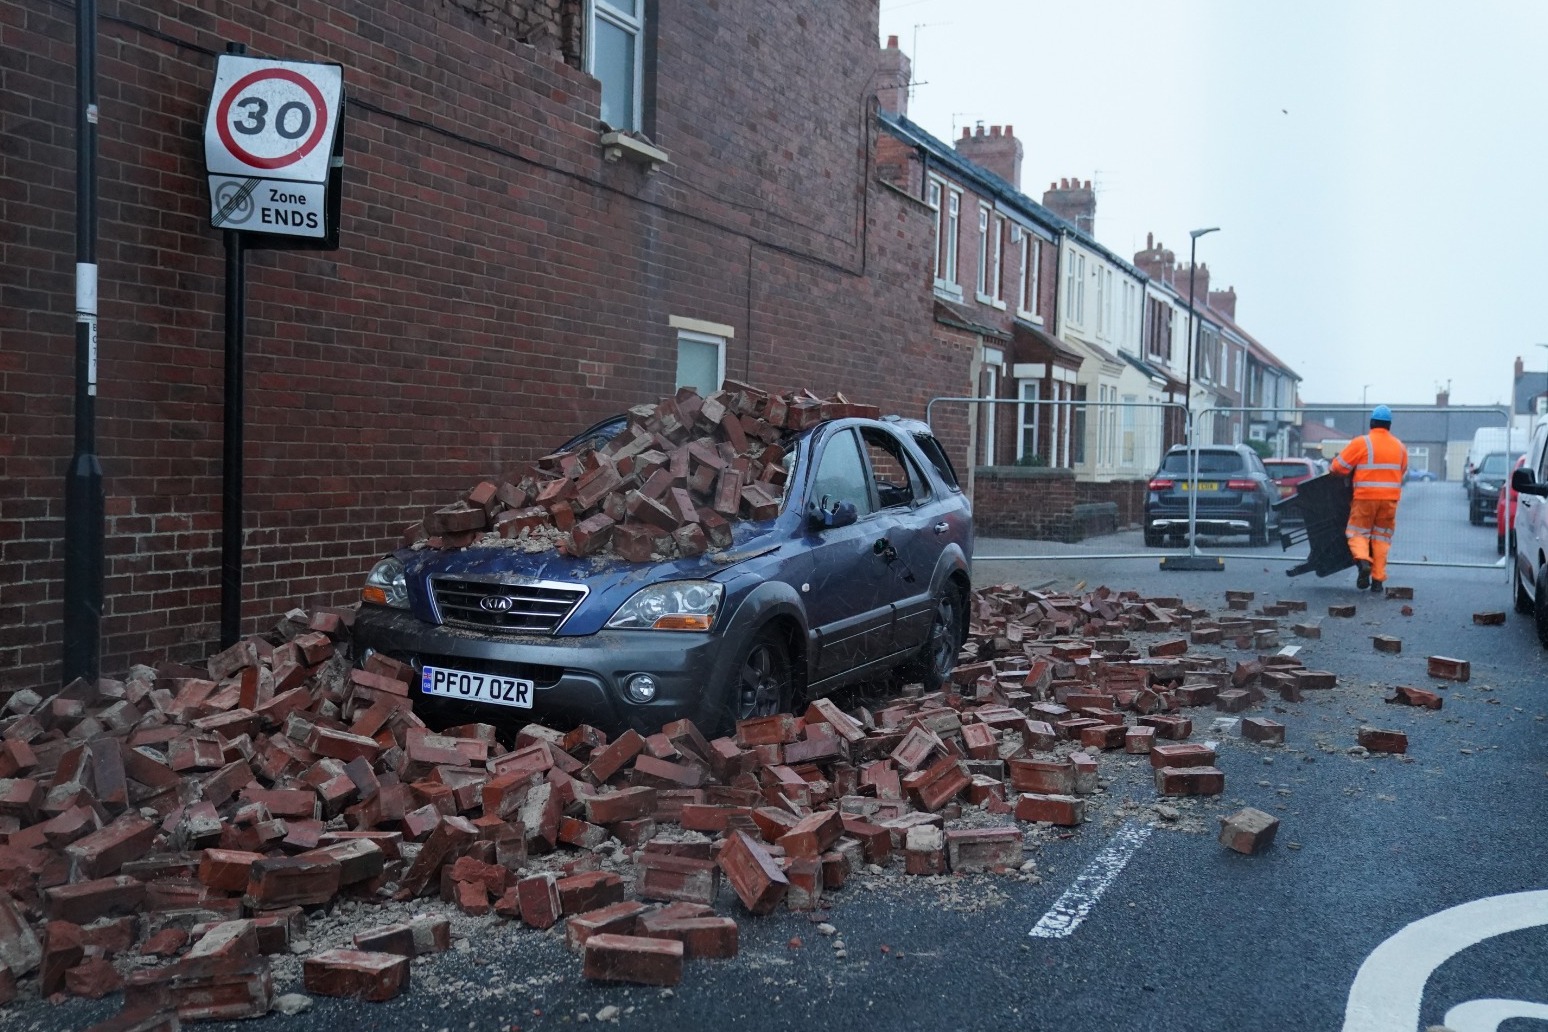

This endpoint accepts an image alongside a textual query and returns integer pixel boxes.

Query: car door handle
[934,522,949,534]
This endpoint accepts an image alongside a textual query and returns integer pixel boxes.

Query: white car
[1509,420,1548,645]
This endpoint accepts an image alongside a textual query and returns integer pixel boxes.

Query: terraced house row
[1,2,1299,691]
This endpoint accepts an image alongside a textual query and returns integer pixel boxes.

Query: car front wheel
[727,628,793,723]
[904,584,964,691]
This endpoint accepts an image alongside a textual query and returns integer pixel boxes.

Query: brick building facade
[1,0,961,689]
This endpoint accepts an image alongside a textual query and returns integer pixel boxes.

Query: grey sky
[878,0,1548,409]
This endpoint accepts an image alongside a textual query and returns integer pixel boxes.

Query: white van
[1510,419,1548,644]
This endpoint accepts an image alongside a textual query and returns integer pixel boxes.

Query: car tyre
[1249,513,1269,547]
[1468,503,1483,526]
[1515,558,1534,615]
[1498,530,1506,556]
[726,628,793,723]
[1143,524,1163,548]
[1536,565,1548,648]
[904,583,964,690]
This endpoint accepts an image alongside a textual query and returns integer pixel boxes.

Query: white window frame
[980,346,1003,465]
[1017,234,1041,320]
[976,205,992,300]
[943,188,961,288]
[1095,266,1107,337]
[989,214,1005,306]
[1065,250,1086,328]
[927,178,944,281]
[587,0,645,132]
[1017,380,1041,463]
[674,329,725,396]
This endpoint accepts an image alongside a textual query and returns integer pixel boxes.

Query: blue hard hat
[1371,404,1393,422]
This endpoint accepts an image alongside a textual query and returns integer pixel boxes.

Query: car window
[1479,452,1523,476]
[912,431,960,489]
[1159,451,1245,475]
[860,427,929,509]
[809,428,874,516]
[1263,460,1306,479]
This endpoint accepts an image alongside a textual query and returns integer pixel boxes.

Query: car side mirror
[1512,467,1548,496]
[807,500,858,530]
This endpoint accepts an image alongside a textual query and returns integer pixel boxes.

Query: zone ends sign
[203,54,344,241]
[205,55,341,181]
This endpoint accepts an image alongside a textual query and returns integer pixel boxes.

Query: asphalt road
[22,485,1547,1032]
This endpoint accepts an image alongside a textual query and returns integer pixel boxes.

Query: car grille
[431,577,588,634]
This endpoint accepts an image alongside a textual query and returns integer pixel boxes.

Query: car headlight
[361,556,409,609]
[605,581,723,631]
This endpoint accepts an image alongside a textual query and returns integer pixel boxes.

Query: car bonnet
[393,517,785,635]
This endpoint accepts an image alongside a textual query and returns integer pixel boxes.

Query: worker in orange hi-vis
[1329,404,1408,592]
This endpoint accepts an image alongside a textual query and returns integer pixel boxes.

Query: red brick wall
[971,469,1148,541]
[1,0,951,689]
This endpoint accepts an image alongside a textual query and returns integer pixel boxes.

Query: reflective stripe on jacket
[1330,428,1407,500]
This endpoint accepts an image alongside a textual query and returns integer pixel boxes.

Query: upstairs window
[929,179,962,291]
[976,208,1004,303]
[1018,234,1041,318]
[588,0,644,131]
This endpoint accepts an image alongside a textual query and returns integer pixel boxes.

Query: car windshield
[1263,461,1307,479]
[1159,451,1245,475]
[1478,452,1524,475]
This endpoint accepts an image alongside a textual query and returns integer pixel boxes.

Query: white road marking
[1028,820,1151,939]
[1443,999,1548,1031]
[1342,889,1548,1031]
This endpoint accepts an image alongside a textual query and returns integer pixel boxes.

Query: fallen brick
[303,948,410,1001]
[1240,717,1286,745]
[582,933,684,986]
[1155,766,1225,797]
[1218,807,1280,855]
[1426,656,1470,682]
[1013,793,1085,826]
[1357,727,1409,754]
[1387,686,1444,710]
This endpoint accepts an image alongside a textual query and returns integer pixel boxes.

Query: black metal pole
[1185,234,1196,424]
[220,41,247,648]
[62,0,102,686]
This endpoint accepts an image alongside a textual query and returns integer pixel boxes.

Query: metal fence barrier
[926,396,1516,576]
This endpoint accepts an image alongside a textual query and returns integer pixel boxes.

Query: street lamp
[1362,384,1372,409]
[1183,227,1220,433]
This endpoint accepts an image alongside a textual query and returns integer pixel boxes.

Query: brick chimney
[1516,356,1525,380]
[1042,177,1095,235]
[1180,261,1210,302]
[1208,285,1236,320]
[953,123,1022,190]
[876,35,910,117]
[1132,232,1176,288]
[1436,389,1449,407]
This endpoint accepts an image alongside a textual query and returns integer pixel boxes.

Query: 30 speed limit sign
[204,55,341,183]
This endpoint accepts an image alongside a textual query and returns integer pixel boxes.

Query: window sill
[933,283,964,303]
[599,131,670,173]
[1017,311,1043,325]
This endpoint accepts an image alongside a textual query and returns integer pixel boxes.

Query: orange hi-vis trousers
[1347,498,1399,581]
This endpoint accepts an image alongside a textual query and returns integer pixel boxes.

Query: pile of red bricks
[0,581,1436,1023]
[407,384,880,561]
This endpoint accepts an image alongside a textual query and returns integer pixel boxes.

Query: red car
[1498,453,1528,555]
[1263,458,1320,500]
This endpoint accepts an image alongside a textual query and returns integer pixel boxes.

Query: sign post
[203,50,344,645]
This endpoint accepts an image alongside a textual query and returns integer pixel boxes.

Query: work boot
[1370,578,1384,594]
[1355,560,1371,590]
